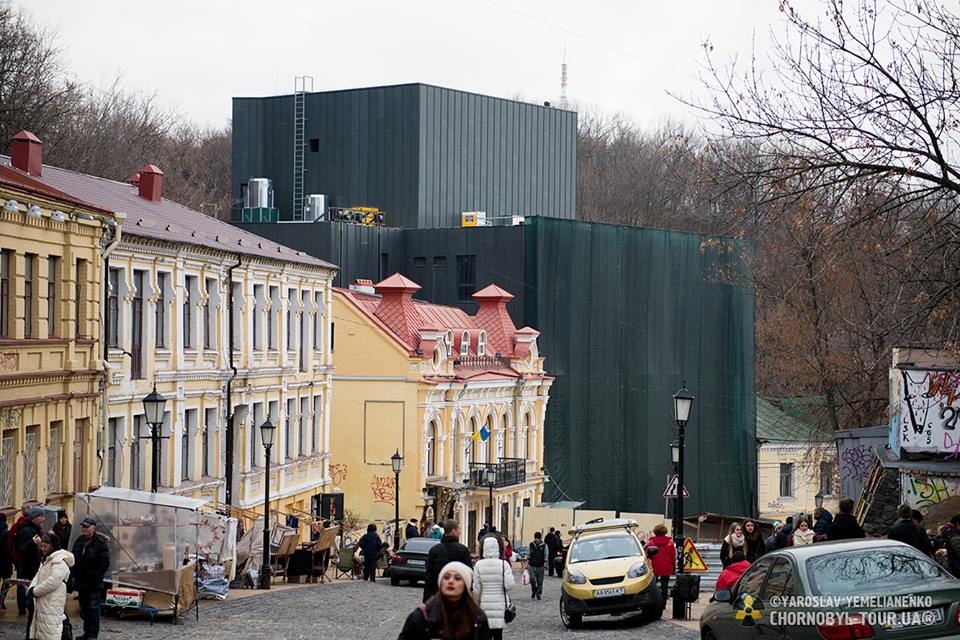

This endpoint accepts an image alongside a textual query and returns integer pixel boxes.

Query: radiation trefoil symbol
[735,594,764,626]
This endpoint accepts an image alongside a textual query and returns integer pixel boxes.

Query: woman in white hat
[398,561,491,639]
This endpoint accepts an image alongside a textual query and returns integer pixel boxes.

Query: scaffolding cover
[525,218,756,516]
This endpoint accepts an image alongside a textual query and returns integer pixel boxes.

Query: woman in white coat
[27,534,74,640]
[472,535,516,639]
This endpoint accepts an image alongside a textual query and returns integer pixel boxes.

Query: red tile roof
[0,156,336,270]
[472,284,517,356]
[0,164,111,214]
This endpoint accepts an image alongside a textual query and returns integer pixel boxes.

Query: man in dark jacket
[889,504,933,556]
[0,513,9,610]
[827,498,866,540]
[72,517,111,640]
[405,519,419,542]
[769,517,793,551]
[14,507,44,618]
[6,504,30,614]
[422,518,472,602]
[528,531,547,599]
[357,524,382,581]
[813,507,833,540]
[545,527,562,576]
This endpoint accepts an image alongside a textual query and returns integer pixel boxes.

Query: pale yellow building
[0,132,120,516]
[756,397,838,521]
[332,275,552,549]
[15,140,337,535]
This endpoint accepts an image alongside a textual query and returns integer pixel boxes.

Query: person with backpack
[473,535,516,639]
[527,532,547,600]
[358,524,382,581]
[544,528,561,577]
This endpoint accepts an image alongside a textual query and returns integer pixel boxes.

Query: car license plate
[594,587,624,598]
[408,559,425,566]
[888,608,943,629]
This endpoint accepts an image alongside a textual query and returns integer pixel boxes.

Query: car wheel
[642,606,663,622]
[702,627,717,640]
[390,575,400,586]
[559,599,582,629]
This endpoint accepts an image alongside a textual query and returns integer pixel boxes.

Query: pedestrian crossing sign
[682,537,708,572]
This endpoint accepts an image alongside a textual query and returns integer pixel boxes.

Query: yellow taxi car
[557,518,663,629]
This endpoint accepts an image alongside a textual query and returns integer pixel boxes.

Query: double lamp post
[670,384,694,621]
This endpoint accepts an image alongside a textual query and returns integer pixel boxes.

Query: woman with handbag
[472,536,516,639]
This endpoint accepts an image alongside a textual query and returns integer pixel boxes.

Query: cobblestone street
[0,575,699,640]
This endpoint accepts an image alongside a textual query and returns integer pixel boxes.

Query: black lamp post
[391,449,404,551]
[671,383,694,621]
[815,491,824,510]
[485,466,497,531]
[142,386,167,493]
[260,419,276,590]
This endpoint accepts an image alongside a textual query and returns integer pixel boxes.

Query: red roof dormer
[472,284,516,355]
[374,273,424,346]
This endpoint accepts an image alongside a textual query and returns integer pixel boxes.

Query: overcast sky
[21,0,813,130]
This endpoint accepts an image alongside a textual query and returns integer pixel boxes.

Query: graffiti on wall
[840,445,873,483]
[902,472,960,513]
[371,475,396,504]
[898,369,960,455]
[330,464,348,486]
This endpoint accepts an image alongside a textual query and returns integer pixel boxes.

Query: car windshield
[402,539,439,553]
[569,534,641,563]
[806,546,950,596]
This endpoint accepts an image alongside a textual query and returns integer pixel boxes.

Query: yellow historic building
[0,132,120,516]
[10,135,338,535]
[331,275,552,549]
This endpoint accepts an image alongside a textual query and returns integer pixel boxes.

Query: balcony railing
[454,354,508,369]
[468,458,527,488]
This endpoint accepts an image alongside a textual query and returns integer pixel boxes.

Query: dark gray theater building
[232,83,577,227]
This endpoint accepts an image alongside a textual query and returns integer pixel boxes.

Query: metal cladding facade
[233,217,757,516]
[231,83,577,227]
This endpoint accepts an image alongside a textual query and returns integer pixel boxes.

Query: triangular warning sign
[662,474,690,498]
[682,537,708,572]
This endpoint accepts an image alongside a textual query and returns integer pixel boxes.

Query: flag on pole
[479,426,490,442]
[472,430,482,442]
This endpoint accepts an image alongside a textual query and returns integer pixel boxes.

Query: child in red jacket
[715,550,751,592]
[647,524,676,608]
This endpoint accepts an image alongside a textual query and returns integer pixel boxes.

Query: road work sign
[682,537,708,572]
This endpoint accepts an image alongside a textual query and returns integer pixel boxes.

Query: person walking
[0,513,11,610]
[427,521,444,540]
[477,525,488,547]
[826,498,866,540]
[764,523,782,552]
[527,532,547,600]
[27,533,73,640]
[423,519,473,602]
[813,507,833,541]
[71,517,110,640]
[715,551,751,591]
[473,536,515,639]
[358,524,382,581]
[888,504,933,556]
[399,562,490,640]
[943,515,960,578]
[741,519,766,561]
[792,519,815,545]
[771,516,794,551]
[719,523,747,567]
[15,508,45,619]
[405,519,420,541]
[647,524,676,607]
[8,505,32,615]
[51,512,71,548]
[544,527,561,577]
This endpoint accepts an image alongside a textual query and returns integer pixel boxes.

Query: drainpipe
[98,217,122,486]
[225,254,243,506]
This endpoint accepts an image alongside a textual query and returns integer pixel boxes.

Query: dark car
[389,537,440,586]
[701,539,960,640]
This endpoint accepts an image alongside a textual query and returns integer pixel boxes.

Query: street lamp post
[815,491,824,510]
[671,384,694,621]
[485,466,497,532]
[142,386,167,493]
[391,450,404,551]
[259,419,276,590]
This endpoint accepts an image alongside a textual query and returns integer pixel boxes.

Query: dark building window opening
[308,138,319,153]
[414,256,426,268]
[379,253,389,281]
[456,255,476,302]
[433,256,447,267]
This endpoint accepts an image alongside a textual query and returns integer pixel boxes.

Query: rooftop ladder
[292,75,313,221]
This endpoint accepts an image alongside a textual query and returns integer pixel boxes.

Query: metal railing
[468,458,527,488]
[454,354,508,369]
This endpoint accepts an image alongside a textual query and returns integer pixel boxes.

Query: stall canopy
[71,488,209,595]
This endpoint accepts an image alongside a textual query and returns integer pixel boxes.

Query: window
[46,257,58,337]
[763,558,801,599]
[204,278,215,349]
[426,422,437,476]
[330,322,335,351]
[155,272,167,348]
[203,408,216,477]
[75,259,86,338]
[456,255,476,301]
[131,271,144,379]
[253,284,264,350]
[819,461,836,495]
[779,463,794,498]
[286,288,295,350]
[445,330,453,357]
[300,291,308,372]
[285,399,295,460]
[460,331,469,357]
[380,253,389,280]
[268,286,278,350]
[433,256,447,267]
[24,253,35,337]
[24,425,38,499]
[183,276,195,349]
[108,268,120,348]
[735,558,774,597]
[231,283,242,350]
[0,250,9,338]
[299,397,309,456]
[308,138,319,152]
[477,331,487,357]
[414,256,426,268]
[313,396,322,456]
[131,415,143,490]
[182,409,197,481]
[106,418,118,486]
[313,292,322,352]
[250,402,264,469]
[47,421,62,496]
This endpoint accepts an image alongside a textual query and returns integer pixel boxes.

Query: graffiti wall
[896,369,960,456]
[836,426,885,502]
[901,472,960,518]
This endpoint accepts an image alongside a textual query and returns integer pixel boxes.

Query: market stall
[70,488,208,622]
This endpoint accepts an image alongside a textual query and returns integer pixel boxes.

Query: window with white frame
[182,409,197,481]
[313,396,323,456]
[183,276,196,349]
[819,461,836,495]
[47,421,62,496]
[253,285,264,350]
[106,417,120,487]
[131,415,144,491]
[203,408,216,477]
[285,399,295,460]
[203,277,216,350]
[460,331,469,357]
[779,463,794,497]
[426,422,437,476]
[155,271,169,348]
[250,402,263,470]
[231,283,242,350]
[268,286,279,350]
[478,331,487,357]
[299,396,309,456]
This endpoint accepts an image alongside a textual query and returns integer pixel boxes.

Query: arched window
[501,412,511,457]
[426,421,437,476]
[460,331,470,357]
[445,330,454,357]
[479,415,491,463]
[526,412,536,465]
[478,331,487,357]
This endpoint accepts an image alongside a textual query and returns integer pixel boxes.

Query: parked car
[557,518,663,629]
[388,537,440,586]
[701,539,960,640]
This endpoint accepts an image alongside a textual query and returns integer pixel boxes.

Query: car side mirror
[714,589,732,603]
[646,546,659,557]
[553,556,565,571]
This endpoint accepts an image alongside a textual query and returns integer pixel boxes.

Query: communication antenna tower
[560,34,568,108]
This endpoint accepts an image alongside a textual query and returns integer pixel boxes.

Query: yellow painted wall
[757,443,838,520]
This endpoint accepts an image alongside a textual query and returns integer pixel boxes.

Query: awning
[80,486,210,511]
[539,500,585,510]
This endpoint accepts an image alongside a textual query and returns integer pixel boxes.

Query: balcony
[454,354,508,369]
[468,458,527,488]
